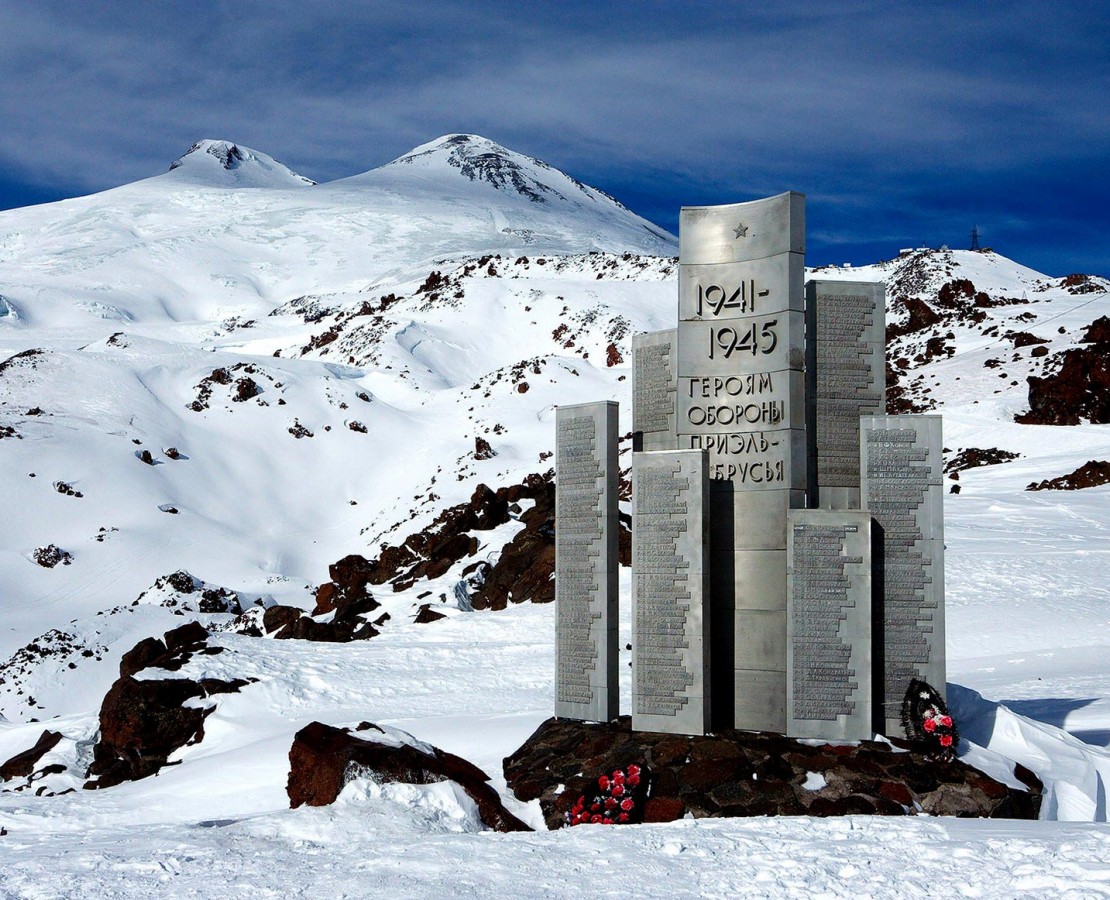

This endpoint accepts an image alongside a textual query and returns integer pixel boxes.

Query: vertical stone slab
[805,280,886,510]
[632,449,711,735]
[787,509,873,741]
[632,330,678,452]
[860,415,946,736]
[676,192,806,733]
[555,401,619,722]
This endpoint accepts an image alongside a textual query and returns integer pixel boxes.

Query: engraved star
[733,222,749,239]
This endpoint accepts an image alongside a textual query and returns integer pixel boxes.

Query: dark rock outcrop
[1016,336,1110,425]
[319,473,557,609]
[259,601,379,642]
[0,730,62,781]
[944,447,1020,476]
[287,721,530,833]
[504,717,1041,829]
[1027,460,1110,491]
[32,544,72,568]
[85,623,249,789]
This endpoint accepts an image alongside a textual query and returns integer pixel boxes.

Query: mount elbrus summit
[1,134,1110,891]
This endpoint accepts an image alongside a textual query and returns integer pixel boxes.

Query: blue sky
[1,1,1107,275]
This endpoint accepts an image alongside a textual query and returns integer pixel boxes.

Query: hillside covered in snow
[1,135,1109,895]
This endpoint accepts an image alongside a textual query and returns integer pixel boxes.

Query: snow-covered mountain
[1,137,1109,894]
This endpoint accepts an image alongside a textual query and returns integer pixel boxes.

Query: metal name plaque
[677,191,806,733]
[632,450,711,735]
[555,401,619,722]
[787,509,873,741]
[806,280,886,509]
[632,330,677,453]
[860,415,946,736]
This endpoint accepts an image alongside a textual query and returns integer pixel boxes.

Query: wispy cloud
[0,1,1106,273]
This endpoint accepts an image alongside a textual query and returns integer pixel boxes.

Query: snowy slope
[1,138,1110,895]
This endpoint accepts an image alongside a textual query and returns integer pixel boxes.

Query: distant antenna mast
[970,225,981,251]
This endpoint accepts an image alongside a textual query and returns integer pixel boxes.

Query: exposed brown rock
[0,730,62,781]
[85,624,249,789]
[414,603,446,624]
[1016,343,1110,425]
[1027,460,1110,491]
[1081,316,1110,344]
[504,717,1040,829]
[944,447,1020,475]
[287,721,530,833]
[32,544,72,568]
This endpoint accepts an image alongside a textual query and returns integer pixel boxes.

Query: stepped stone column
[554,401,619,723]
[675,192,806,732]
[860,414,946,736]
[805,280,886,509]
[632,449,711,735]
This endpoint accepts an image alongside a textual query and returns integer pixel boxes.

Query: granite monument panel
[555,401,620,722]
[632,449,711,734]
[632,330,678,452]
[676,191,806,733]
[805,280,886,509]
[786,509,873,740]
[860,415,945,736]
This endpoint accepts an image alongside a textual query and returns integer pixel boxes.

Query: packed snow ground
[1,136,1109,895]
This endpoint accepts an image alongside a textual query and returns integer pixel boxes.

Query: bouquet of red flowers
[901,678,960,762]
[566,764,647,826]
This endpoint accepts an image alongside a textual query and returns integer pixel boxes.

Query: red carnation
[612,770,625,783]
[598,775,610,790]
[627,764,641,776]
[940,734,953,747]
[611,784,625,797]
[605,798,617,810]
[627,774,641,786]
[591,802,600,812]
[923,718,936,733]
[591,814,603,824]
[618,813,629,823]
[620,798,634,811]
[941,716,953,727]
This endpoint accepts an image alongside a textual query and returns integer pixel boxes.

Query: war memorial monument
[554,192,945,742]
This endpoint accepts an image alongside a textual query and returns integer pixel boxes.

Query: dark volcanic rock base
[287,721,531,833]
[504,717,1041,829]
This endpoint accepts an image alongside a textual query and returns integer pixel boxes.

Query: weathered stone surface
[85,624,250,789]
[287,721,530,833]
[0,730,62,781]
[504,717,1040,830]
[860,415,946,736]
[805,280,886,509]
[555,401,619,723]
[632,449,710,735]
[786,510,872,741]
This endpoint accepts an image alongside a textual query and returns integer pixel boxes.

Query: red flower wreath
[566,764,649,826]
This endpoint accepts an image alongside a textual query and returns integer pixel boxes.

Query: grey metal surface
[677,192,806,733]
[631,450,711,735]
[860,415,946,737]
[679,192,805,264]
[554,401,620,723]
[805,280,887,509]
[787,509,873,741]
[632,330,678,453]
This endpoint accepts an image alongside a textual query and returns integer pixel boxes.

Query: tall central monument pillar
[676,193,806,731]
